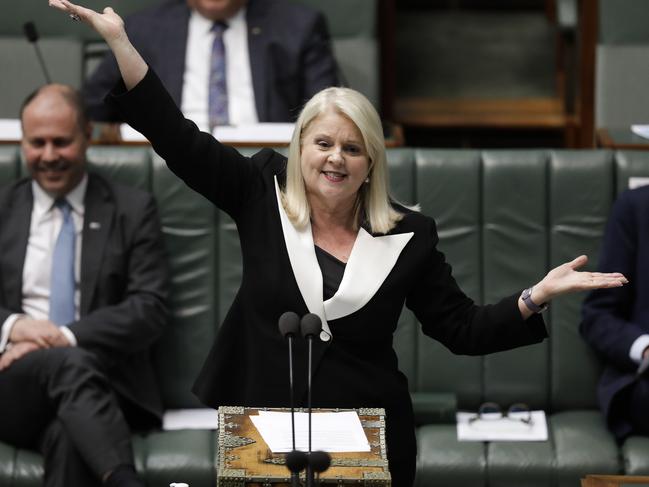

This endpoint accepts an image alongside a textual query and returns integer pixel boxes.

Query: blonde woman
[49,1,628,484]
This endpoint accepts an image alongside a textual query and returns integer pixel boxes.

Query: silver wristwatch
[521,287,548,313]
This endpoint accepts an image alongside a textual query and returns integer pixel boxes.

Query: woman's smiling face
[299,110,370,212]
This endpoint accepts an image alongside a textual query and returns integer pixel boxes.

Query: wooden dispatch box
[217,406,391,486]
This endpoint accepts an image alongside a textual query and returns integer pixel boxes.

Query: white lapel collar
[324,227,413,321]
[274,177,331,340]
[274,177,413,339]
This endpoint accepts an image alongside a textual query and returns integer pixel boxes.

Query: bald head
[20,84,89,133]
[20,84,91,197]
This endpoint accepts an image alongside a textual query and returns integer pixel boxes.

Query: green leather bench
[2,146,649,486]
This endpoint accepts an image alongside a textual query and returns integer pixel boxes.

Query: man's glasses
[467,402,533,426]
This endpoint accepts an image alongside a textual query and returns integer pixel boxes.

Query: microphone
[278,311,304,487]
[23,22,52,84]
[300,313,329,487]
[309,451,331,480]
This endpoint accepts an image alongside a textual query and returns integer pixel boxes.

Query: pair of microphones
[278,312,331,487]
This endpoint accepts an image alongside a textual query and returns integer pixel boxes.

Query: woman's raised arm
[49,0,147,89]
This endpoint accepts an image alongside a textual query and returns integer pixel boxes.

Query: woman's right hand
[49,0,126,45]
[49,0,148,89]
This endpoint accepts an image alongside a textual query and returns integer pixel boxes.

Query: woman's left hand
[532,255,627,304]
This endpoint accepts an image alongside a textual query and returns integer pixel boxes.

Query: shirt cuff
[629,334,649,364]
[0,314,25,353]
[59,326,77,347]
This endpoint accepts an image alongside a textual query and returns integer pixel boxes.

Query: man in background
[84,0,340,130]
[0,84,169,487]
[581,185,649,442]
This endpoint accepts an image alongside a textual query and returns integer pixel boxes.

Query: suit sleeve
[68,194,169,358]
[581,190,645,372]
[107,69,269,220]
[406,217,547,355]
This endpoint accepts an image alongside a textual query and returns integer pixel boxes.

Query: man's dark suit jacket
[581,185,649,440]
[0,173,169,426]
[84,0,340,123]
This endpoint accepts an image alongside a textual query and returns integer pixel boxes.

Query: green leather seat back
[481,151,549,409]
[86,146,152,189]
[414,149,483,409]
[151,152,220,409]
[549,150,614,411]
[0,146,20,185]
[615,150,649,195]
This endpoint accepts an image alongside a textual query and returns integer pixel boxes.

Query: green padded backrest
[414,149,483,409]
[0,146,21,185]
[86,146,152,189]
[481,151,549,410]
[151,152,220,409]
[0,36,84,119]
[549,150,614,411]
[615,151,649,195]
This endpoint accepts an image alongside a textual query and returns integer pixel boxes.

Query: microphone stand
[300,313,323,487]
[278,312,306,487]
[307,329,314,487]
[23,22,52,83]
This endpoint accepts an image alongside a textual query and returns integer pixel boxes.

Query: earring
[364,177,370,184]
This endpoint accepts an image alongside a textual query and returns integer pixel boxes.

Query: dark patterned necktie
[208,21,229,130]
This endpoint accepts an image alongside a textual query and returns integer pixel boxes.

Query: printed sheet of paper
[250,411,370,453]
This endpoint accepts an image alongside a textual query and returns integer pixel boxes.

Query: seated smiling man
[0,84,169,487]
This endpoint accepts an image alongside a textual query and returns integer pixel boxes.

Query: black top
[314,246,346,300]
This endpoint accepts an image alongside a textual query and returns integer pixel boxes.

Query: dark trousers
[628,376,649,435]
[0,347,136,487]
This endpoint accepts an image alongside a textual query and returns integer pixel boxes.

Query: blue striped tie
[208,21,229,130]
[49,199,76,326]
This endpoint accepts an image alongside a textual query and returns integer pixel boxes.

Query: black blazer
[0,173,169,425]
[112,69,548,463]
[581,186,649,440]
[84,0,340,123]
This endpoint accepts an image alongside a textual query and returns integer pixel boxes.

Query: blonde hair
[282,87,404,234]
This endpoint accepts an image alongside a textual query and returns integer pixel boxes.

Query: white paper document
[0,119,22,141]
[631,125,649,140]
[249,411,370,453]
[162,408,219,430]
[120,122,295,144]
[456,410,548,441]
[213,123,294,143]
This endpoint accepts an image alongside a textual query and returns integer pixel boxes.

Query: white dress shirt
[181,6,258,131]
[0,176,87,352]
